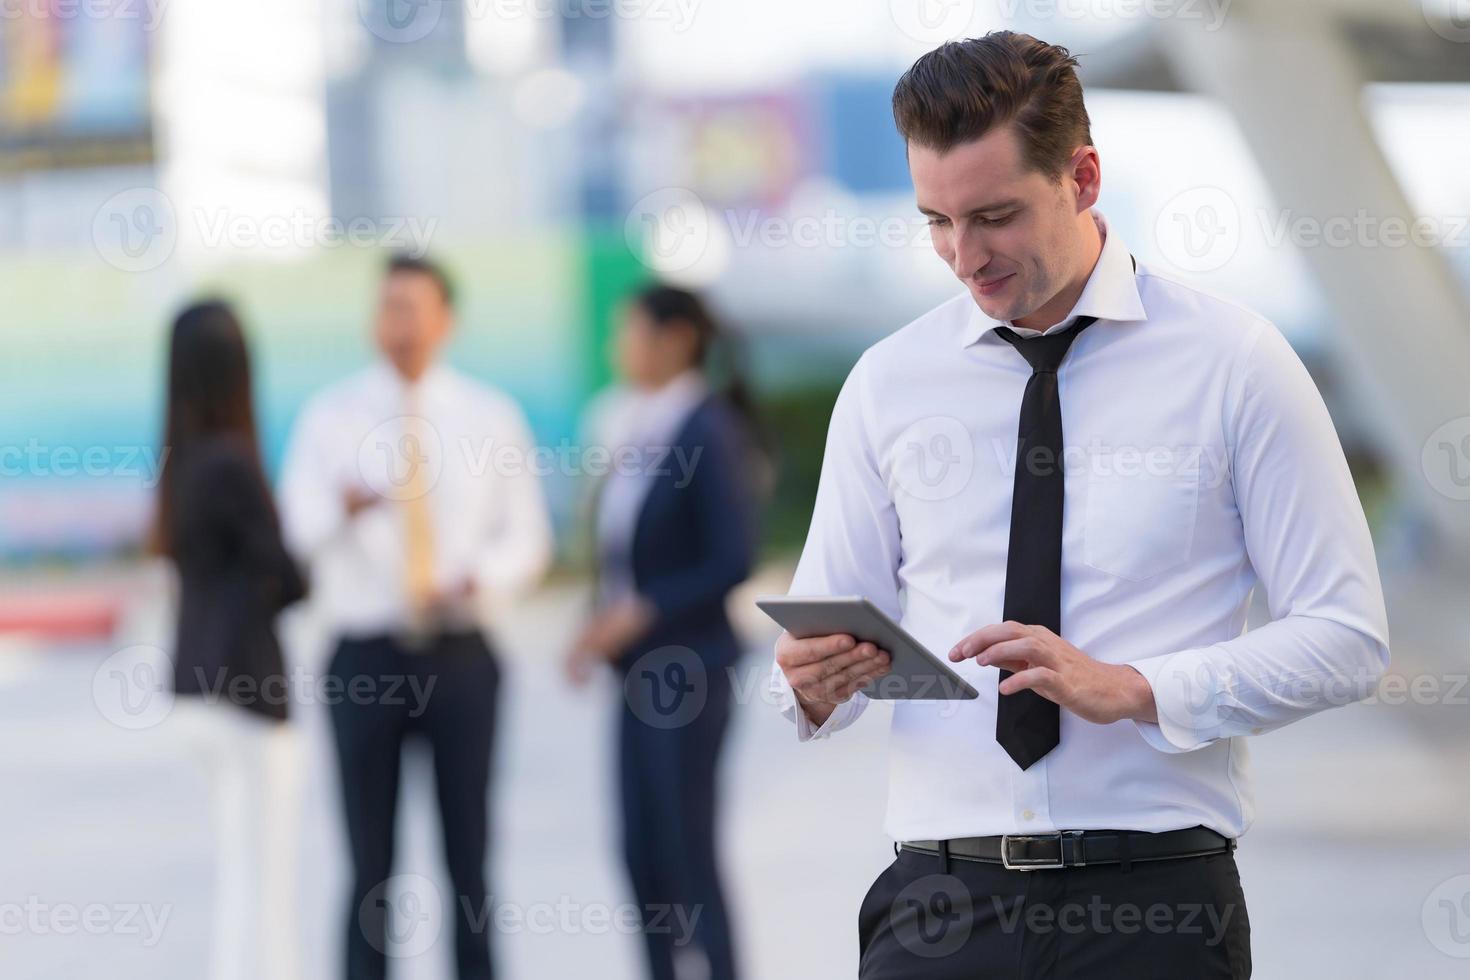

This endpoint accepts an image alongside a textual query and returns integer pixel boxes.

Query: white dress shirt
[769,209,1391,842]
[279,361,553,637]
[592,369,710,604]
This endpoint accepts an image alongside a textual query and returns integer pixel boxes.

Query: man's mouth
[975,274,1014,296]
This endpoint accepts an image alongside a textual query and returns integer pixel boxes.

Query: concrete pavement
[1,563,1466,979]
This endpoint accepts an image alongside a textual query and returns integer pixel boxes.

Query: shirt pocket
[1083,447,1202,581]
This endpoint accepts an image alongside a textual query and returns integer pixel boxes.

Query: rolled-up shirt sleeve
[770,353,904,741]
[1130,320,1391,752]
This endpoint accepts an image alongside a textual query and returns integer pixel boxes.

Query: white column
[1160,0,1470,554]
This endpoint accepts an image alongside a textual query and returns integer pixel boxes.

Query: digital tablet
[755,595,978,701]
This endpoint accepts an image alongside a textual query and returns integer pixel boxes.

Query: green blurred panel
[575,223,651,394]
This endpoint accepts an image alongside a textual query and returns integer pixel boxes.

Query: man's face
[910,124,1092,326]
[375,271,452,381]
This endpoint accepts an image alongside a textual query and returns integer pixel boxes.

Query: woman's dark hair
[151,300,276,557]
[631,284,773,493]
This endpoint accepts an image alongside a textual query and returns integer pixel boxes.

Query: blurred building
[2,0,1470,561]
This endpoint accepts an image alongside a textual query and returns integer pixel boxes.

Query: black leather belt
[900,826,1234,871]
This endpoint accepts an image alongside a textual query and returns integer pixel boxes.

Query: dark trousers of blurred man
[328,631,502,980]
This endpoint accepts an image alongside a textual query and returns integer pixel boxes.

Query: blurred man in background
[280,255,552,980]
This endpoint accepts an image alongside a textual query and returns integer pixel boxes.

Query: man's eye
[978,214,1015,226]
[926,216,950,227]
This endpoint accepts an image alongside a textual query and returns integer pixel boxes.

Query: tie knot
[995,315,1099,373]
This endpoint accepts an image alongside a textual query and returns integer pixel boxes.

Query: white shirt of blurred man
[279,263,552,636]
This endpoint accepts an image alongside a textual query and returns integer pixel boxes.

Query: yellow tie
[401,406,436,617]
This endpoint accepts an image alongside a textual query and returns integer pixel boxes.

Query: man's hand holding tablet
[762,595,979,727]
[774,632,893,727]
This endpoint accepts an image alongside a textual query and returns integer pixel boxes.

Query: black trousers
[858,840,1251,979]
[327,631,501,980]
[618,647,738,980]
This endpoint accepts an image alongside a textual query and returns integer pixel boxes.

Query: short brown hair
[387,253,456,308]
[892,31,1093,181]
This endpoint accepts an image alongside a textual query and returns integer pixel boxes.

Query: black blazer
[168,437,306,721]
[611,394,758,671]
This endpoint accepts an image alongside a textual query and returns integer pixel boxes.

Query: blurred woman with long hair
[153,299,306,980]
[567,284,765,980]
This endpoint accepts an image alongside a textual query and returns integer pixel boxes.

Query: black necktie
[991,314,1098,770]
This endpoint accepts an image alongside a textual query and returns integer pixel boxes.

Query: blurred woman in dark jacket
[153,299,306,980]
[567,285,765,980]
[157,300,306,711]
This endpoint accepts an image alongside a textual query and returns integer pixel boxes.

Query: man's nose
[952,227,991,278]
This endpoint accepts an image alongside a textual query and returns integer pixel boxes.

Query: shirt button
[1251,727,1263,735]
[1021,809,1035,821]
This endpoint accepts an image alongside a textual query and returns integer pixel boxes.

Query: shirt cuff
[786,693,866,741]
[769,660,867,741]
[1128,647,1230,753]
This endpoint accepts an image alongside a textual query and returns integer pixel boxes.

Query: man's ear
[1070,145,1101,212]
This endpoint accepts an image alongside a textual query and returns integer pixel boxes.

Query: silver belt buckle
[395,618,437,653]
[1001,830,1085,870]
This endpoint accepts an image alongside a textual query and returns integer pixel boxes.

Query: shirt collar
[646,368,708,413]
[958,209,1147,348]
[627,369,709,444]
[370,359,449,409]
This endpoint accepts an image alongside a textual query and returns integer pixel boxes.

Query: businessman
[770,32,1389,979]
[281,255,552,980]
